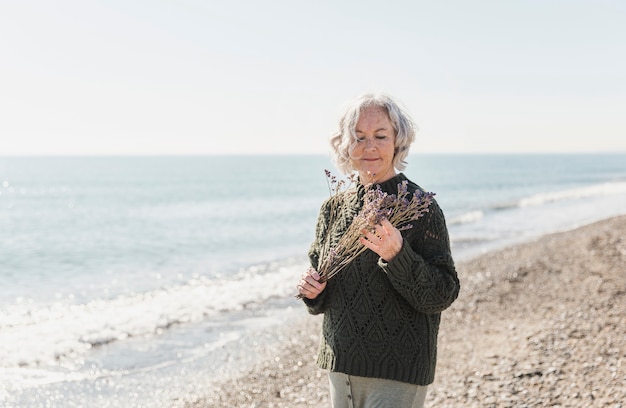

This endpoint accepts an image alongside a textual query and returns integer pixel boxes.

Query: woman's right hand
[297,267,327,299]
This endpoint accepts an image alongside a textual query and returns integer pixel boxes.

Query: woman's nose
[364,139,377,149]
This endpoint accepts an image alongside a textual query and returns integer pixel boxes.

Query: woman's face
[351,106,397,184]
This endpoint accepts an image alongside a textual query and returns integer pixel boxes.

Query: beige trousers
[329,372,428,408]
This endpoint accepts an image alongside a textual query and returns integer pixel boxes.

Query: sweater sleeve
[378,201,460,314]
[302,199,332,315]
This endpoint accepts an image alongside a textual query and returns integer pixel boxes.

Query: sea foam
[0,257,307,371]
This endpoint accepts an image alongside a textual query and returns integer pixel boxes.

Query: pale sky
[1,0,625,155]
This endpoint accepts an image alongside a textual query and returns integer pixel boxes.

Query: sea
[1,154,625,407]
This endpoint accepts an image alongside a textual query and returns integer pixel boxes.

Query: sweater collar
[376,173,407,193]
[355,173,406,200]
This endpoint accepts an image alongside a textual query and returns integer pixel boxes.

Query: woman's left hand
[359,218,403,262]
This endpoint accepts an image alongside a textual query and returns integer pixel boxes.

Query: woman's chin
[359,168,395,183]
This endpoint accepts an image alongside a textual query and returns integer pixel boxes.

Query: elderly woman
[296,93,460,408]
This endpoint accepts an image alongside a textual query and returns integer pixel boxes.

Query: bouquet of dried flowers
[299,171,434,297]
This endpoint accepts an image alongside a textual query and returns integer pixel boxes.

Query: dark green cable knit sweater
[303,173,460,386]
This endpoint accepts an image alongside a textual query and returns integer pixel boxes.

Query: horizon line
[1,151,625,158]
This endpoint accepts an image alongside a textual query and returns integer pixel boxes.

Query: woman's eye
[375,135,387,140]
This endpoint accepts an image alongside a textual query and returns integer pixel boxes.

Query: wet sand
[189,215,626,407]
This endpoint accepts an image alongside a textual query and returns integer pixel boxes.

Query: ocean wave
[448,210,484,225]
[0,257,307,370]
[517,181,626,208]
[455,181,626,222]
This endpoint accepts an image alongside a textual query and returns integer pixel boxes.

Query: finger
[372,226,384,240]
[380,217,393,229]
[298,280,325,299]
[302,267,316,279]
[299,286,314,298]
[360,228,379,242]
[304,275,322,289]
[359,235,377,251]
[298,281,311,293]
[378,218,396,236]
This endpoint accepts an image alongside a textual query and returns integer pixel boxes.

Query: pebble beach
[191,214,626,407]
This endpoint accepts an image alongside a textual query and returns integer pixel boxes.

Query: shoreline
[190,214,626,407]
